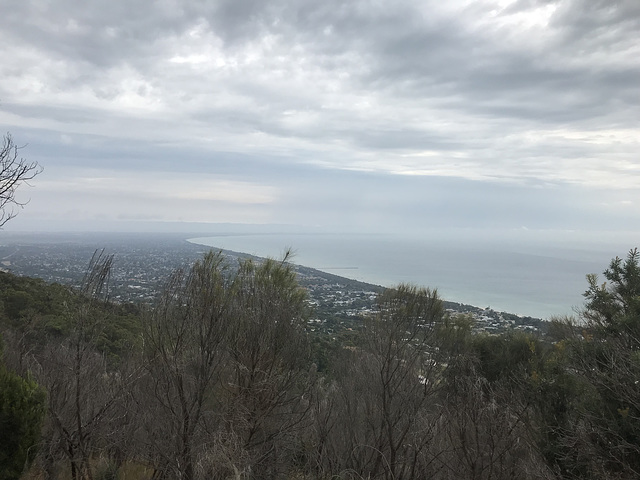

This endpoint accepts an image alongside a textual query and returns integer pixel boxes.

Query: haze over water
[189,229,637,319]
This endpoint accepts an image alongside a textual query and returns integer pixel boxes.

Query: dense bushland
[0,248,639,479]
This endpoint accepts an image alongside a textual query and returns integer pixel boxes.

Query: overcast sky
[1,0,638,239]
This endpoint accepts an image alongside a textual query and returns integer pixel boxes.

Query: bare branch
[0,133,42,227]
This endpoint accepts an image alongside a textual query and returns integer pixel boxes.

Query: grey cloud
[347,129,460,151]
[319,0,640,126]
[5,0,636,134]
[4,103,101,125]
[1,0,191,67]
[1,0,638,234]
[550,0,640,42]
[271,168,637,233]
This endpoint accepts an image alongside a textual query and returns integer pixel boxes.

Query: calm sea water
[188,231,637,319]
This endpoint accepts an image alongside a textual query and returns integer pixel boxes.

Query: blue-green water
[188,231,636,319]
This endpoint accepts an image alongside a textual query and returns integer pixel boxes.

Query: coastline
[186,234,565,319]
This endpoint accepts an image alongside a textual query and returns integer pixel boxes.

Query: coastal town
[0,232,545,338]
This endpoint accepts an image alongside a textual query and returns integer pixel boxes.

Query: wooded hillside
[1,249,639,480]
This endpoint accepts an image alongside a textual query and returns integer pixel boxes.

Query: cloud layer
[0,0,638,233]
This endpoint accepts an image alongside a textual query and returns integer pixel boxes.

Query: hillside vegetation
[0,248,639,480]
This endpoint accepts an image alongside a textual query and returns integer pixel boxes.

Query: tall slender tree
[141,251,233,480]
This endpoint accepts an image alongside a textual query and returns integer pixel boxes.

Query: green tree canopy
[583,247,640,345]
[0,341,46,480]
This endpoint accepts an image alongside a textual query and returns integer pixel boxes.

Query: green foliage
[583,247,640,343]
[0,270,143,363]
[367,283,443,356]
[0,363,46,480]
[436,312,474,357]
[533,248,640,478]
[309,332,352,374]
[143,250,312,479]
[231,253,310,372]
[0,272,73,332]
[468,331,541,384]
[4,243,640,479]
